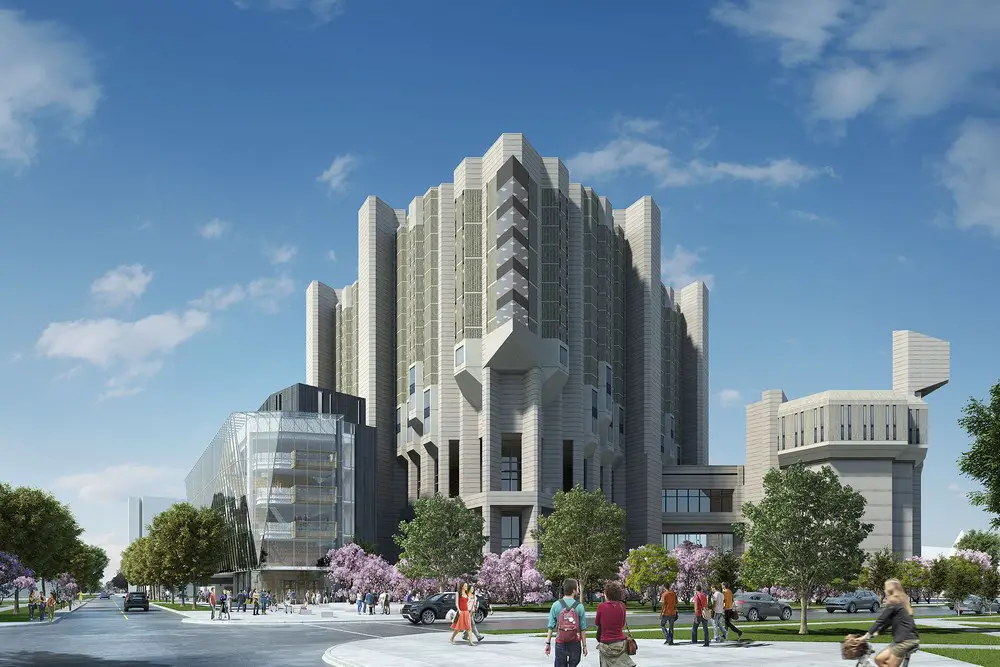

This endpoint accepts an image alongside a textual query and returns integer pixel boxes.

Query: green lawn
[0,607,56,622]
[923,649,1000,667]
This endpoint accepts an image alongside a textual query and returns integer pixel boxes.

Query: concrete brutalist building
[306,133,712,554]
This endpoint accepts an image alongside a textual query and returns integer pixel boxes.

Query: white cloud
[0,9,101,167]
[53,365,82,382]
[939,118,1000,237]
[712,0,1000,124]
[614,115,661,135]
[717,389,744,407]
[36,309,210,398]
[326,249,338,262]
[568,137,829,188]
[661,245,715,290]
[90,264,153,307]
[199,218,228,239]
[53,463,185,505]
[317,154,358,193]
[233,0,345,23]
[265,244,298,265]
[190,276,294,314]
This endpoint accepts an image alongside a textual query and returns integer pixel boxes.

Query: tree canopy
[956,530,1000,566]
[394,495,487,584]
[533,486,626,595]
[69,543,110,592]
[735,462,873,634]
[0,484,82,589]
[623,545,677,601]
[958,380,1000,528]
[858,546,901,599]
[147,503,225,604]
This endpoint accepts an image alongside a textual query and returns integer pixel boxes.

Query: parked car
[401,592,490,625]
[733,592,793,621]
[99,591,111,599]
[954,595,990,615]
[825,590,880,614]
[123,591,149,612]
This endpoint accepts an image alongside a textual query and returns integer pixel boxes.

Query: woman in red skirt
[450,583,476,646]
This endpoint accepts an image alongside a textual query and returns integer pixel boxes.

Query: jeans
[553,641,582,667]
[692,617,710,645]
[28,603,35,621]
[463,618,484,641]
[724,610,742,637]
[357,600,363,613]
[660,614,676,643]
[713,612,728,641]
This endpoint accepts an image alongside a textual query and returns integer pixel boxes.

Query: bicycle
[842,636,917,667]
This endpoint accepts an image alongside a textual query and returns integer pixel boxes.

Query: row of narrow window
[777,405,923,450]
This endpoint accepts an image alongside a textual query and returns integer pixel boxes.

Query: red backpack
[556,599,582,644]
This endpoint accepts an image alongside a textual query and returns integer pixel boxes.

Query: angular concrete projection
[893,330,950,398]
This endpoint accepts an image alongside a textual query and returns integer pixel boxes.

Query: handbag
[622,603,638,656]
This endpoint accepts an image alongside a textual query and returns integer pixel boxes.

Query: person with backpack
[545,578,588,666]
[691,584,711,647]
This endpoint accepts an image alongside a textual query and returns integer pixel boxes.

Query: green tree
[147,503,225,608]
[956,530,1000,566]
[898,559,931,602]
[624,545,678,609]
[958,381,1000,527]
[710,550,743,592]
[0,484,82,605]
[395,495,487,584]
[735,463,873,635]
[533,486,626,597]
[980,567,1000,613]
[858,547,901,599]
[69,543,110,592]
[928,557,951,602]
[120,537,153,589]
[945,556,985,608]
[110,571,128,591]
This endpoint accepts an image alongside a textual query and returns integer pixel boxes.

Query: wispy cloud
[53,463,185,505]
[199,218,228,239]
[90,264,153,308]
[53,365,83,382]
[190,276,295,314]
[717,389,743,408]
[0,9,101,167]
[939,118,1000,237]
[326,249,338,262]
[613,115,661,135]
[317,153,358,193]
[661,245,715,290]
[233,0,346,24]
[9,351,22,363]
[265,244,298,265]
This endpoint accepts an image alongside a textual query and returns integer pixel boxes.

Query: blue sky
[2,0,998,577]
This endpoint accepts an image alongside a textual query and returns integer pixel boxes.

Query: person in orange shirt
[722,582,744,642]
[691,585,711,647]
[660,584,678,645]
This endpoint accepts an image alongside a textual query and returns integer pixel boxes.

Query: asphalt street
[0,599,448,667]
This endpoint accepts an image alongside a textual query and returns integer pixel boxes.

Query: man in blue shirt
[545,579,588,666]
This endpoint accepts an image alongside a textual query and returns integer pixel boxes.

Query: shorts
[888,639,920,658]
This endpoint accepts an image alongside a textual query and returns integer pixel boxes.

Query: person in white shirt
[711,585,728,642]
[462,586,485,643]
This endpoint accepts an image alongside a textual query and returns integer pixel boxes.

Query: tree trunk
[41,580,46,596]
[799,593,809,635]
[13,590,19,614]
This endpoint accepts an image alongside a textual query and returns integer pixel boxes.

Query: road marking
[110,598,129,621]
[304,624,380,638]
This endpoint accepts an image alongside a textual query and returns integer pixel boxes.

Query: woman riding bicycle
[858,579,920,667]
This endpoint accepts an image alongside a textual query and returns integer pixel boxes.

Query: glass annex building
[185,387,376,594]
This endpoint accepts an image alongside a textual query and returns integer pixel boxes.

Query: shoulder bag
[621,602,638,655]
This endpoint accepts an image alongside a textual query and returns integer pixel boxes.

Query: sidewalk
[320,633,971,667]
[0,598,91,628]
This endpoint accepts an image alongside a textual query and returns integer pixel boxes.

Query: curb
[322,647,366,667]
[0,598,92,628]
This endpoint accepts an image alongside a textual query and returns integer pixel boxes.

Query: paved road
[0,598,449,666]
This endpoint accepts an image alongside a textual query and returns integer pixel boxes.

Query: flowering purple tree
[954,549,993,570]
[0,552,35,613]
[325,543,370,593]
[760,586,796,601]
[670,541,714,602]
[477,546,552,605]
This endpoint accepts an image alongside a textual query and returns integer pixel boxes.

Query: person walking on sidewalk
[382,590,391,615]
[209,589,217,620]
[595,582,635,667]
[660,583,678,645]
[463,586,485,643]
[28,590,37,622]
[711,584,727,643]
[46,593,56,622]
[545,578,588,667]
[356,591,363,614]
[691,585,711,647]
[251,589,260,616]
[449,583,476,647]
[722,582,743,642]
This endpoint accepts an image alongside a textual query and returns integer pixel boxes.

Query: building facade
[744,331,950,558]
[307,133,710,553]
[184,385,376,593]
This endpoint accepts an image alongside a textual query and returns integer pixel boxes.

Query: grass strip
[923,648,1000,666]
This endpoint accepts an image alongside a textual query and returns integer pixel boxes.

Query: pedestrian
[449,583,476,646]
[858,578,920,667]
[252,589,260,616]
[286,590,294,614]
[28,590,37,622]
[365,591,374,615]
[221,591,231,620]
[209,589,217,621]
[711,584,727,642]
[595,581,635,667]
[462,586,485,643]
[691,584,711,647]
[660,583,678,645]
[237,589,247,612]
[356,590,363,614]
[46,593,56,622]
[722,582,743,642]
[545,578,588,666]
[382,591,391,615]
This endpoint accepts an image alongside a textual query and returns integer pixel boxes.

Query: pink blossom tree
[0,552,34,613]
[954,549,993,570]
[670,541,714,602]
[477,546,552,605]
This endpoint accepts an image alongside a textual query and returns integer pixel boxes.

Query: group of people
[543,578,636,667]
[26,591,58,622]
[205,588,275,619]
[448,583,485,645]
[685,582,744,647]
[355,590,392,615]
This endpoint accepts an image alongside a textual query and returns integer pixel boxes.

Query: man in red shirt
[691,585,710,647]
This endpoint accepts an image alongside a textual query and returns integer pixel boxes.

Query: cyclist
[857,578,919,667]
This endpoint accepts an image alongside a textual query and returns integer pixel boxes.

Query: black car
[123,591,149,612]
[401,592,490,625]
